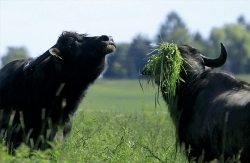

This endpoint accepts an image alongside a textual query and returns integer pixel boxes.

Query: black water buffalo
[142,43,250,162]
[0,31,116,151]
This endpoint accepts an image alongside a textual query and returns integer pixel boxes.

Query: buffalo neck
[61,56,106,87]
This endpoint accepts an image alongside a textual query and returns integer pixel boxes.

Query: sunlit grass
[80,79,165,111]
[236,74,250,82]
[57,108,187,163]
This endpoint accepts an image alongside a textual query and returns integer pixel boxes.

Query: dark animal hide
[142,44,250,162]
[0,31,116,152]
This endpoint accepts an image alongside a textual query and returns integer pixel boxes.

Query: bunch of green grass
[143,42,185,105]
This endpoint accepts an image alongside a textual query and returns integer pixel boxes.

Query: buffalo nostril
[101,35,110,41]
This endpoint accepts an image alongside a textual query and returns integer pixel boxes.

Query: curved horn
[23,45,57,72]
[201,43,227,68]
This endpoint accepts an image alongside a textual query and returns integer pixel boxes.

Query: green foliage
[143,42,184,105]
[1,47,29,67]
[156,11,188,43]
[104,35,151,79]
[0,142,60,162]
[104,43,130,78]
[127,34,151,78]
[80,79,164,111]
[62,107,187,163]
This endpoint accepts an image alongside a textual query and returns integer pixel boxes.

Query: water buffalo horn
[201,43,227,68]
[23,45,57,72]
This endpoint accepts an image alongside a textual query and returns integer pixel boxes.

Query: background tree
[237,15,250,31]
[191,32,211,55]
[1,46,29,67]
[103,43,130,78]
[155,11,191,44]
[126,34,151,78]
[155,11,212,56]
[104,12,250,78]
[209,23,250,73]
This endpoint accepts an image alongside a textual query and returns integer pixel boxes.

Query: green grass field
[68,79,187,162]
[2,76,250,162]
[81,79,164,111]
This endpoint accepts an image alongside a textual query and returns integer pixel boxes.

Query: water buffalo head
[141,43,227,81]
[23,31,116,72]
[178,43,227,80]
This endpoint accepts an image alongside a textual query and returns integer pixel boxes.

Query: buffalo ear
[49,48,63,61]
[23,47,62,72]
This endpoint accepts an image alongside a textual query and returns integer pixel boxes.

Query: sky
[0,0,249,58]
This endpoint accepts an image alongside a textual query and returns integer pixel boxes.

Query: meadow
[1,76,250,162]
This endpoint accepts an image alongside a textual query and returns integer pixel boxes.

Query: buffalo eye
[190,47,199,54]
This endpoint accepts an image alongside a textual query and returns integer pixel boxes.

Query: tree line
[2,12,250,78]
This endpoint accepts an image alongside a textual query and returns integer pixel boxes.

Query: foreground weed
[0,108,187,162]
[61,109,188,163]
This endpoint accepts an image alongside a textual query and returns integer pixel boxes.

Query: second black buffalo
[0,31,116,151]
[142,43,250,162]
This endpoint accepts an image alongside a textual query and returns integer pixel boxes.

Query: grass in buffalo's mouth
[142,42,185,105]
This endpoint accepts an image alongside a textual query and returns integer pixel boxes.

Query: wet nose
[100,35,115,45]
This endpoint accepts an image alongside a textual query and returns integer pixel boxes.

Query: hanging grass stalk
[143,42,185,105]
